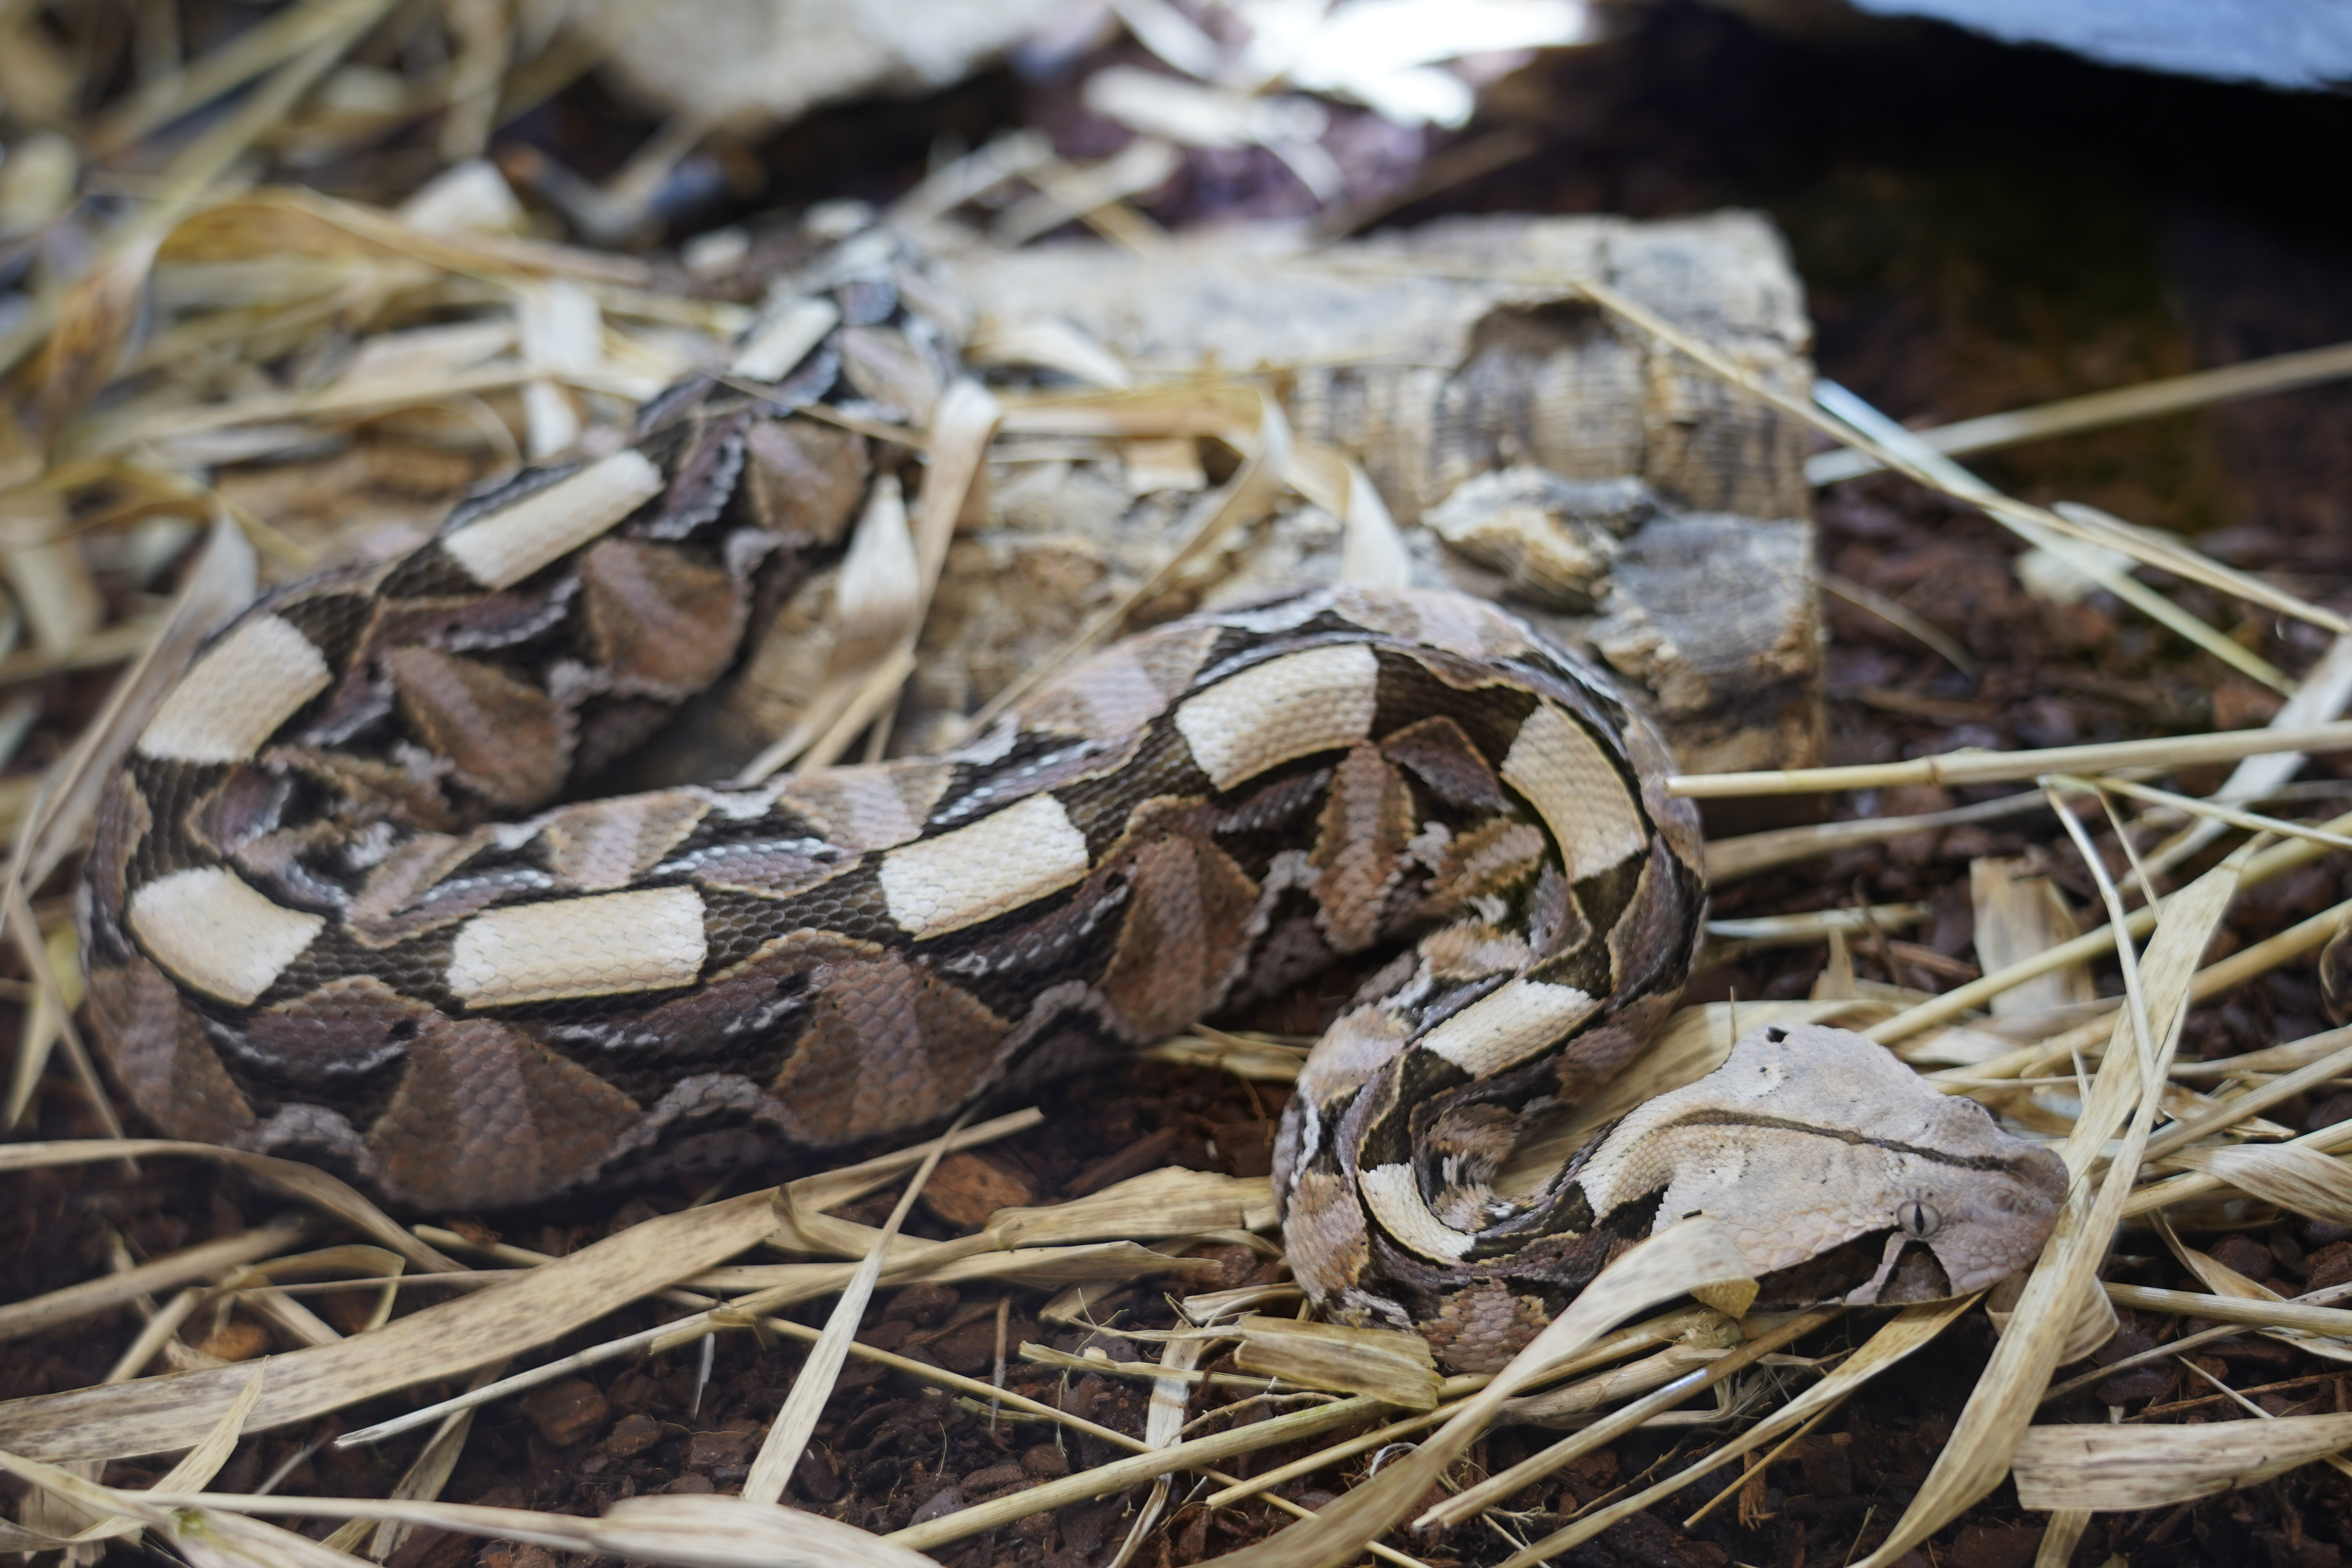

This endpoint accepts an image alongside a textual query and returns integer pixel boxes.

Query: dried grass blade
[1498,1297,1977,1568]
[1850,850,2242,1568]
[995,140,1180,251]
[0,1141,457,1273]
[2032,1511,2094,1568]
[338,1121,1050,1447]
[708,1239,1210,1298]
[2161,1142,2352,1226]
[1872,807,2352,1044]
[891,129,1054,227]
[1184,1218,1752,1568]
[1201,1405,1454,1510]
[108,1291,206,1384]
[1338,459,1411,589]
[366,1239,1203,1448]
[128,11,392,246]
[988,1167,1276,1246]
[1818,383,2290,690]
[31,233,160,453]
[2151,1216,2352,1363]
[911,380,1004,598]
[740,1116,965,1504]
[1933,909,2349,1091]
[2010,1414,2352,1512]
[1499,1341,1730,1423]
[3,1457,931,1568]
[0,1188,783,1462]
[965,390,1291,730]
[2063,772,2352,859]
[1419,1307,1838,1532]
[2132,632,2352,885]
[6,512,253,897]
[889,1394,1392,1552]
[2,889,89,1132]
[335,1361,510,1559]
[1970,855,2094,1018]
[581,1493,937,1568]
[153,1368,266,1495]
[89,0,382,152]
[2141,1033,2352,1162]
[2125,1118,2352,1217]
[1820,570,1975,674]
[0,1214,308,1343]
[1670,723,2352,800]
[2100,1282,2352,1337]
[2055,500,2349,638]
[1805,339,2352,497]
[14,1369,268,1552]
[1706,788,2062,882]
[1107,1327,1212,1568]
[783,1109,1041,1214]
[1230,1315,1440,1408]
[2172,1020,2352,1089]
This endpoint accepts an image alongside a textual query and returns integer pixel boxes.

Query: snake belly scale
[78,240,2066,1372]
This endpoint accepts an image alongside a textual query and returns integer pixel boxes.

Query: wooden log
[942,213,1823,775]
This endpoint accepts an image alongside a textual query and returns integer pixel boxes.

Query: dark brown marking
[383,645,572,808]
[366,1015,640,1209]
[84,955,257,1143]
[1380,715,1510,811]
[1311,745,1416,953]
[579,538,748,698]
[1661,1107,2054,1175]
[756,930,1012,1139]
[743,417,870,546]
[1099,805,1261,1039]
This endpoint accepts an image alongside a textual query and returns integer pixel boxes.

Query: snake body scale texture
[79,238,2066,1371]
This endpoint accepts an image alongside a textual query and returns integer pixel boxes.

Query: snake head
[1575,1021,2070,1307]
[1842,1133,2071,1305]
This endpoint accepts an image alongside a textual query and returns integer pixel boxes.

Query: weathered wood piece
[941,213,1824,775]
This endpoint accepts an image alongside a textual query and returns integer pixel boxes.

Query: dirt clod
[519,1377,610,1448]
[920,1153,1036,1227]
[194,1321,270,1363]
[1946,1522,2044,1568]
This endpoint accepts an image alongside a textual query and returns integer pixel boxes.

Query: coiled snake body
[79,243,2065,1370]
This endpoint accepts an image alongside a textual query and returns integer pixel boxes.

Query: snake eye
[1897,1200,1941,1239]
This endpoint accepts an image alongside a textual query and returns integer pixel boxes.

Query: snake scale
[78,230,2066,1371]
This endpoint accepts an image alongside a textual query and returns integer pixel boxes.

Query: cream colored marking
[129,867,324,1006]
[1173,643,1380,790]
[1359,1161,1472,1261]
[136,615,331,764]
[730,296,840,381]
[877,793,1091,938]
[1500,702,1648,879]
[447,885,708,1005]
[1417,977,1597,1076]
[442,449,665,590]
